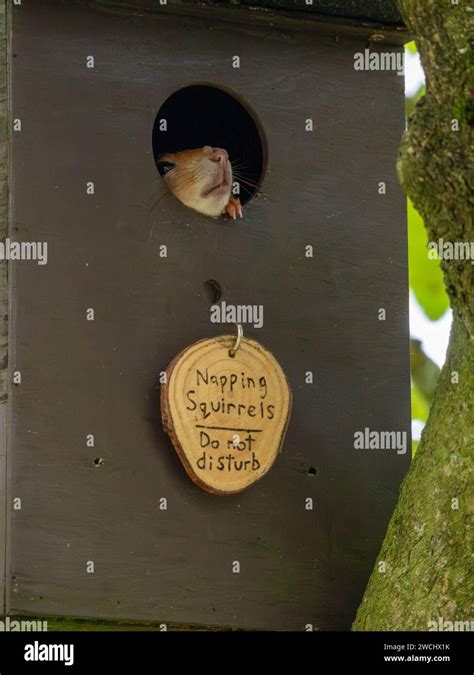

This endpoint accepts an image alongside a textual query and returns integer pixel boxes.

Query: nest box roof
[91,0,405,28]
[220,1,404,26]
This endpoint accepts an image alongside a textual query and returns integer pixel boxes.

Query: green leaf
[412,440,419,457]
[405,40,417,55]
[408,199,449,320]
[411,382,429,422]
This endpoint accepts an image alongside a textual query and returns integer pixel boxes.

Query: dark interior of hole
[203,279,222,305]
[153,85,265,205]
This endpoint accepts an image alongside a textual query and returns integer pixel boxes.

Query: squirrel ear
[157,161,176,176]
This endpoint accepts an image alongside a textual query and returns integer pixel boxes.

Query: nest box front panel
[8,0,410,629]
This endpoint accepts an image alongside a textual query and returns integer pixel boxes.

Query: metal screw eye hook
[229,323,243,357]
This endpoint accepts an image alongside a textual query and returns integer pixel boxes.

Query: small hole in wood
[307,467,318,477]
[203,279,222,305]
[93,457,105,468]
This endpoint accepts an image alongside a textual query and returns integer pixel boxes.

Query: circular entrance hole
[152,84,267,205]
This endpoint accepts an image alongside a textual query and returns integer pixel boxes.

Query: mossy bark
[354,0,473,630]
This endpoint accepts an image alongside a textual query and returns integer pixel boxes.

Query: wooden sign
[161,335,292,494]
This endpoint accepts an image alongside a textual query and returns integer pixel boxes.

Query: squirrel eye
[157,161,175,176]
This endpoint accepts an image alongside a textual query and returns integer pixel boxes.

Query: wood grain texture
[161,336,292,494]
[12,612,241,631]
[9,0,410,629]
[0,0,7,617]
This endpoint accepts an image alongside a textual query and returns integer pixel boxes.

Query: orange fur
[159,146,241,218]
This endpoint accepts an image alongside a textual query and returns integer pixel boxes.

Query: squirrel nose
[211,148,228,163]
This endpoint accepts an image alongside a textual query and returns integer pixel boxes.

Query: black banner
[0,631,471,673]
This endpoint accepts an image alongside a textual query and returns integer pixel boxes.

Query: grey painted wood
[9,0,410,629]
[0,0,7,617]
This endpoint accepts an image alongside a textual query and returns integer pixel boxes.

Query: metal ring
[229,323,243,357]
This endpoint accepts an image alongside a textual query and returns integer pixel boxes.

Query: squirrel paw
[224,196,243,220]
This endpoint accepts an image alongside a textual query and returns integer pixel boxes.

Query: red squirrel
[157,146,243,219]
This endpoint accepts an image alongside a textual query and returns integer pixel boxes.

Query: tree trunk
[353,0,473,630]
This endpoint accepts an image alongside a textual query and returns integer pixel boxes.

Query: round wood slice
[161,335,292,495]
